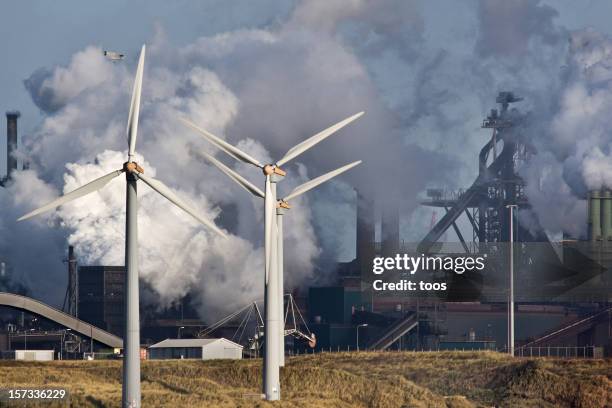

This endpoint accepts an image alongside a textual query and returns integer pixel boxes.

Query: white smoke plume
[519,29,612,238]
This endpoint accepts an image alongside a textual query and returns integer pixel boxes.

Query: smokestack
[356,190,375,274]
[589,190,602,241]
[381,201,400,255]
[6,111,20,180]
[603,190,612,241]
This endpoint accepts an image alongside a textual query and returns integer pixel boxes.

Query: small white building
[14,350,54,361]
[148,338,243,360]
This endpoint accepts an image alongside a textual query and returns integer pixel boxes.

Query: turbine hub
[123,161,144,174]
[263,164,286,177]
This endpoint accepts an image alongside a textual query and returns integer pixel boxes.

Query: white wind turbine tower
[181,112,363,401]
[18,45,226,408]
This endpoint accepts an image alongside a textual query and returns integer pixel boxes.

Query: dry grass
[0,351,609,407]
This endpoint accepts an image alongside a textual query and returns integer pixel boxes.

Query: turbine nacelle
[263,164,286,177]
[277,200,290,210]
[123,161,144,174]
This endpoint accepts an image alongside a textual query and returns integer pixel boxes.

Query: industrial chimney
[381,201,400,256]
[6,111,20,180]
[356,190,375,274]
[68,246,78,317]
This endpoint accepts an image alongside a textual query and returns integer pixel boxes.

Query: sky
[2,0,612,315]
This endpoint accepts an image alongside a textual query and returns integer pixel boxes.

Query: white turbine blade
[264,176,274,282]
[195,151,264,199]
[18,169,123,221]
[136,172,227,238]
[180,118,263,169]
[127,45,146,158]
[276,111,364,167]
[283,160,361,202]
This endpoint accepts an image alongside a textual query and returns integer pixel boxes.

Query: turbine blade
[180,118,263,169]
[195,150,265,199]
[136,172,227,238]
[18,169,123,221]
[276,111,364,167]
[127,45,146,158]
[283,160,361,202]
[264,176,274,282]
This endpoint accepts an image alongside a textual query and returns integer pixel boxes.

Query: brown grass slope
[0,351,609,407]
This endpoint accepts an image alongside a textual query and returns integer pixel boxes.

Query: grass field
[0,351,610,407]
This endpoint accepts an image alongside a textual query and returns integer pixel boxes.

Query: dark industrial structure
[78,265,125,338]
[1,111,20,186]
[419,92,531,251]
[5,111,19,180]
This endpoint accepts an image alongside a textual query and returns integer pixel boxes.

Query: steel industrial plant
[0,56,611,406]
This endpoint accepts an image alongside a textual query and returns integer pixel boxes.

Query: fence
[2,346,602,360]
[515,346,601,358]
[278,345,603,358]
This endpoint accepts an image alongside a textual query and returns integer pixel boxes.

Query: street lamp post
[25,329,34,351]
[356,324,368,351]
[178,326,185,339]
[506,204,517,356]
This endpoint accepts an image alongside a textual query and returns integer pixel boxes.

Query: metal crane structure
[197,295,316,357]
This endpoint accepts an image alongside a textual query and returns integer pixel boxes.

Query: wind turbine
[18,45,226,408]
[198,153,360,364]
[181,112,363,400]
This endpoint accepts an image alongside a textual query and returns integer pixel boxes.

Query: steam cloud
[2,0,611,318]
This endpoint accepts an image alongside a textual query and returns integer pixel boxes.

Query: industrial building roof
[149,338,243,349]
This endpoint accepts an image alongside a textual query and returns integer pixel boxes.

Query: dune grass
[0,351,609,407]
